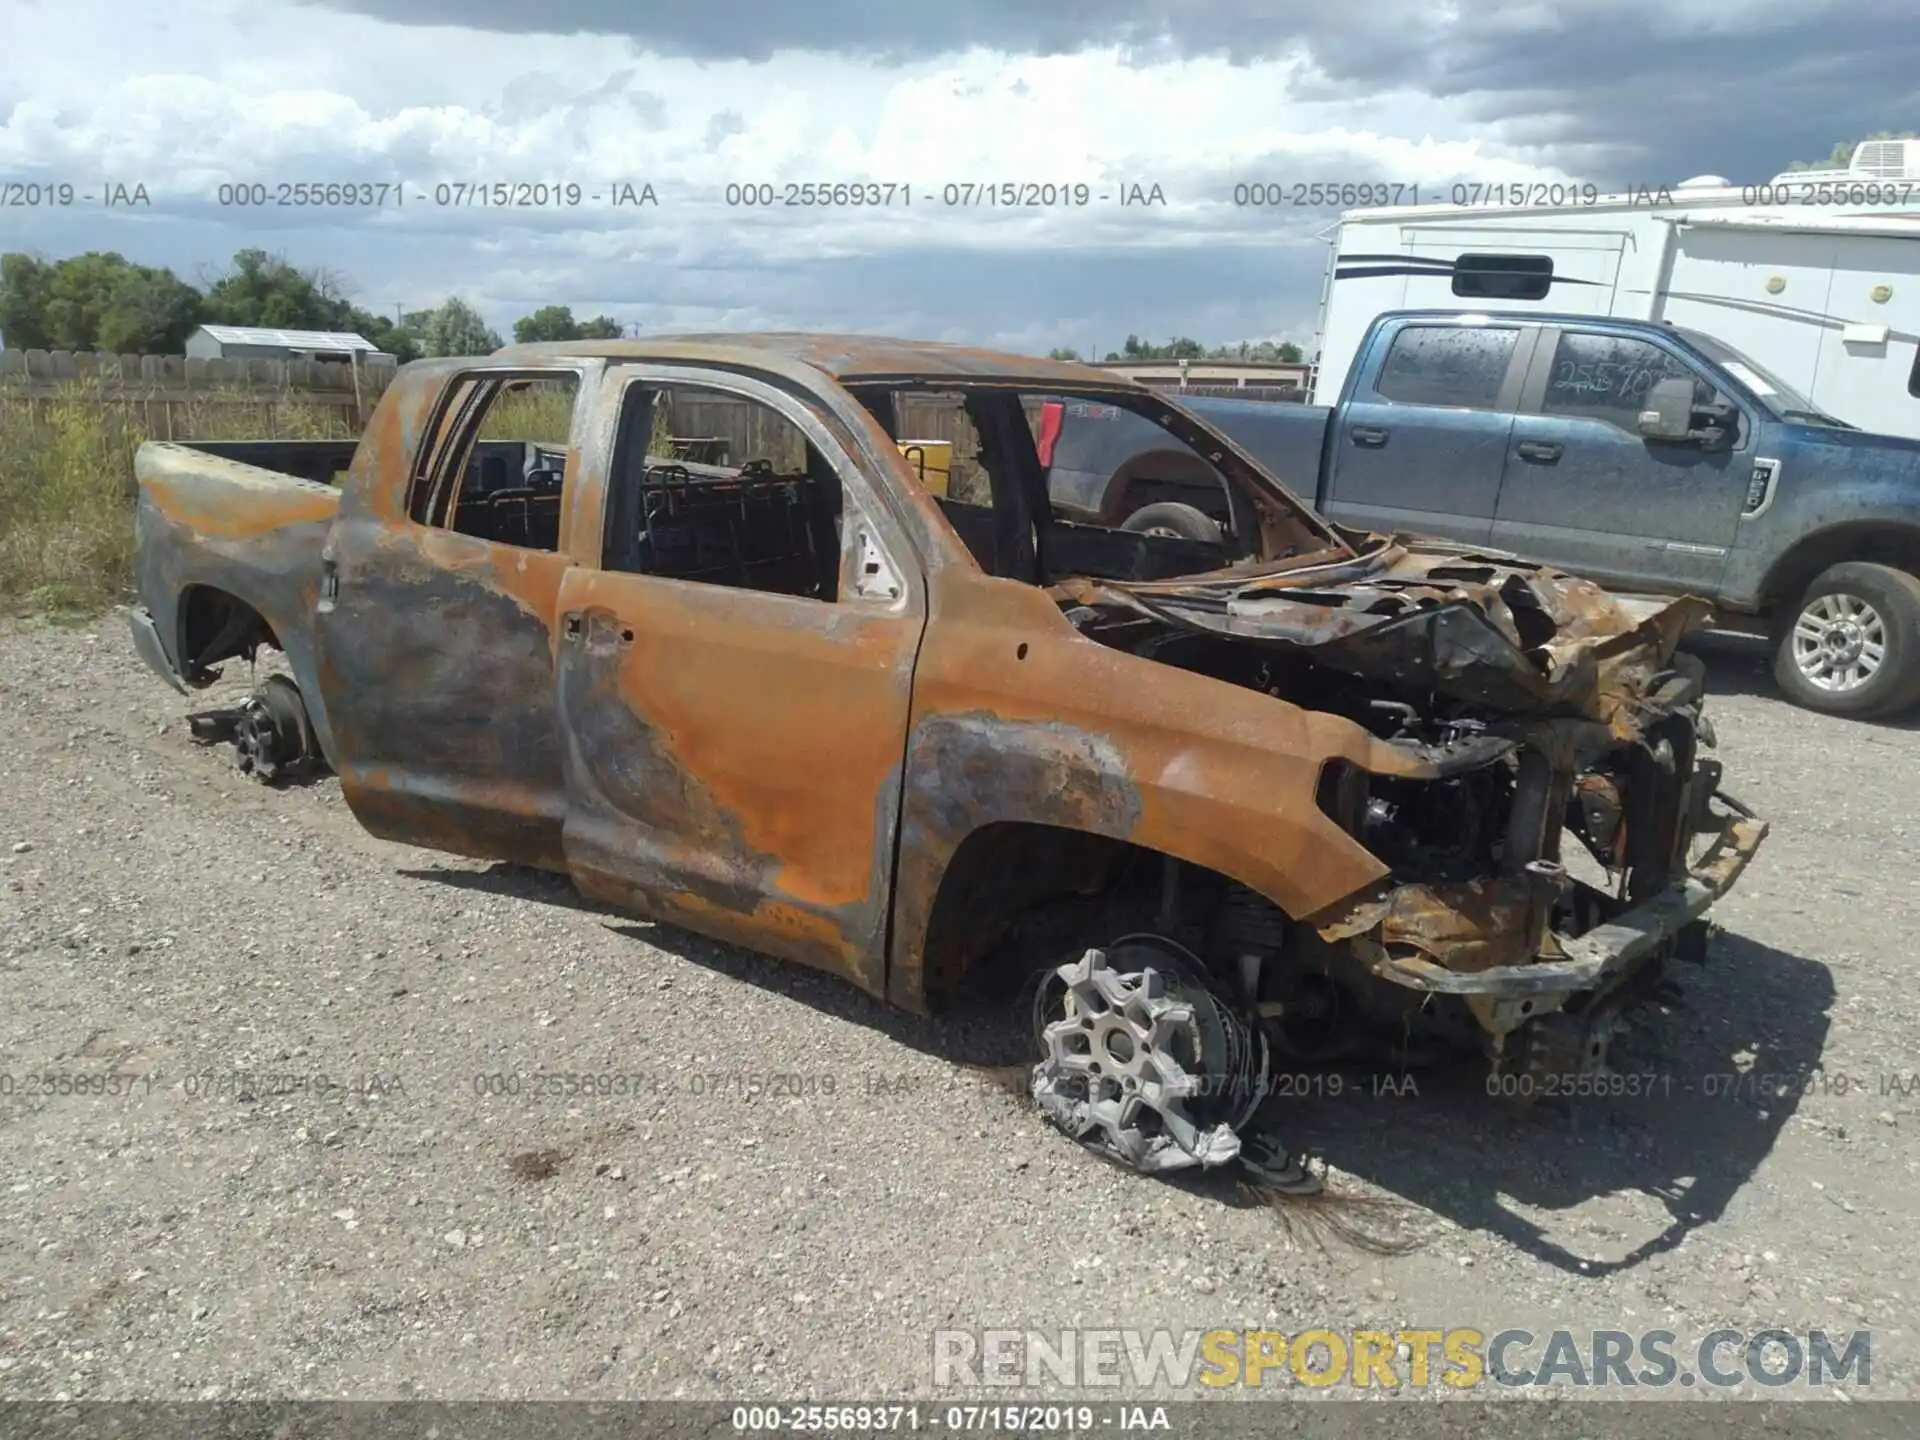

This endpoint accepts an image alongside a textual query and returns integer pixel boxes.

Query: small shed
[185,325,391,364]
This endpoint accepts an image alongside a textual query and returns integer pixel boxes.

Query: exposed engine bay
[1027,538,1767,1182]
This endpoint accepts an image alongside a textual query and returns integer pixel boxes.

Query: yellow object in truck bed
[896,439,952,496]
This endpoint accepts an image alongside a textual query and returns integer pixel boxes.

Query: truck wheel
[1121,502,1222,544]
[1771,562,1920,718]
[233,674,317,784]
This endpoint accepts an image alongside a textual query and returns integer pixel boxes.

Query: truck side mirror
[1637,377,1696,441]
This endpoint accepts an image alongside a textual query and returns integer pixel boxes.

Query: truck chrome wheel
[1790,592,1886,693]
[1030,942,1265,1175]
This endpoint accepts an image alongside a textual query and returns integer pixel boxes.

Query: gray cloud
[1365,3,1920,187]
[299,0,1272,64]
[703,110,747,150]
[300,0,1915,186]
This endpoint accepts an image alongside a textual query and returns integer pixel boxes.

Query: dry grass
[475,384,576,445]
[476,382,677,455]
[0,382,353,613]
[0,376,889,614]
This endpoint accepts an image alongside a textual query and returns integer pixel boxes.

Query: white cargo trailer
[1312,138,1920,437]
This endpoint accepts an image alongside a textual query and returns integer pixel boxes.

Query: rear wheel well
[1760,524,1920,617]
[918,822,1273,1007]
[178,586,279,681]
[1101,450,1230,525]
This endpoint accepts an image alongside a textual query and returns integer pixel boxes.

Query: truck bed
[1043,395,1333,521]
[1182,395,1333,498]
[129,442,348,704]
[175,440,363,486]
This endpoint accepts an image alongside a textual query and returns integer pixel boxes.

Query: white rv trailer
[1311,138,1920,437]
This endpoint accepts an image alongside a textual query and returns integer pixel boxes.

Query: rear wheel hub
[232,675,313,783]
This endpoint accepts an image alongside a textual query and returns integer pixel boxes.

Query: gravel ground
[1,617,1916,1405]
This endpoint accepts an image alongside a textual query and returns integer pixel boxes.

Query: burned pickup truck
[128,335,1766,1181]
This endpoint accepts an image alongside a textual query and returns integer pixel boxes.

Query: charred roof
[492,333,1125,386]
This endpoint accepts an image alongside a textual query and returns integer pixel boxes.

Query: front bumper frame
[1353,801,1767,1022]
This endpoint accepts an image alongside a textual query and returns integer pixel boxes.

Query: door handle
[1349,426,1389,448]
[1516,440,1563,463]
[563,612,582,638]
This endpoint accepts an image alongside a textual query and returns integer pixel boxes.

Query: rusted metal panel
[313,526,576,870]
[553,572,920,994]
[310,359,597,871]
[133,443,343,762]
[886,569,1427,1010]
[544,362,930,992]
[1051,543,1711,729]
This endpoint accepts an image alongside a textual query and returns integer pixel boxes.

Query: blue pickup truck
[1041,310,1920,718]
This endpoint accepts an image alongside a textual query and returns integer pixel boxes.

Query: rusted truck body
[128,335,1767,1174]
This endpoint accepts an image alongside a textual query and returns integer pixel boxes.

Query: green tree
[513,305,582,343]
[355,313,422,364]
[421,297,503,357]
[1086,335,1305,364]
[1787,130,1918,171]
[1047,346,1081,361]
[369,309,436,364]
[0,245,430,360]
[21,251,202,353]
[1202,339,1304,363]
[512,305,625,343]
[201,248,342,330]
[0,253,55,349]
[1104,334,1208,361]
[41,253,133,349]
[96,264,202,353]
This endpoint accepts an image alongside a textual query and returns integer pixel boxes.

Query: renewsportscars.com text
[932,1327,1871,1390]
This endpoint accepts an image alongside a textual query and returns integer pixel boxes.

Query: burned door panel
[315,520,575,867]
[550,363,931,991]
[552,569,921,993]
[312,361,592,870]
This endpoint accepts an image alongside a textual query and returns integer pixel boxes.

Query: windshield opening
[840,385,1351,587]
[842,381,1349,586]
[1677,328,1844,424]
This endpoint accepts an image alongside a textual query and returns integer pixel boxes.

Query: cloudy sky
[1,0,1914,354]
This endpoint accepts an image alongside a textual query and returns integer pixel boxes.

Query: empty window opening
[601,383,842,602]
[407,372,578,552]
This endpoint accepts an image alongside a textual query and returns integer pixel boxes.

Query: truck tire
[1771,561,1920,719]
[1121,502,1222,544]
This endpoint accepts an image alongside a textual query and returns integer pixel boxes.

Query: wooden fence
[0,348,400,433]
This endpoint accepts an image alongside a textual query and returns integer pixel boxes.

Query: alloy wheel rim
[1791,592,1887,692]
